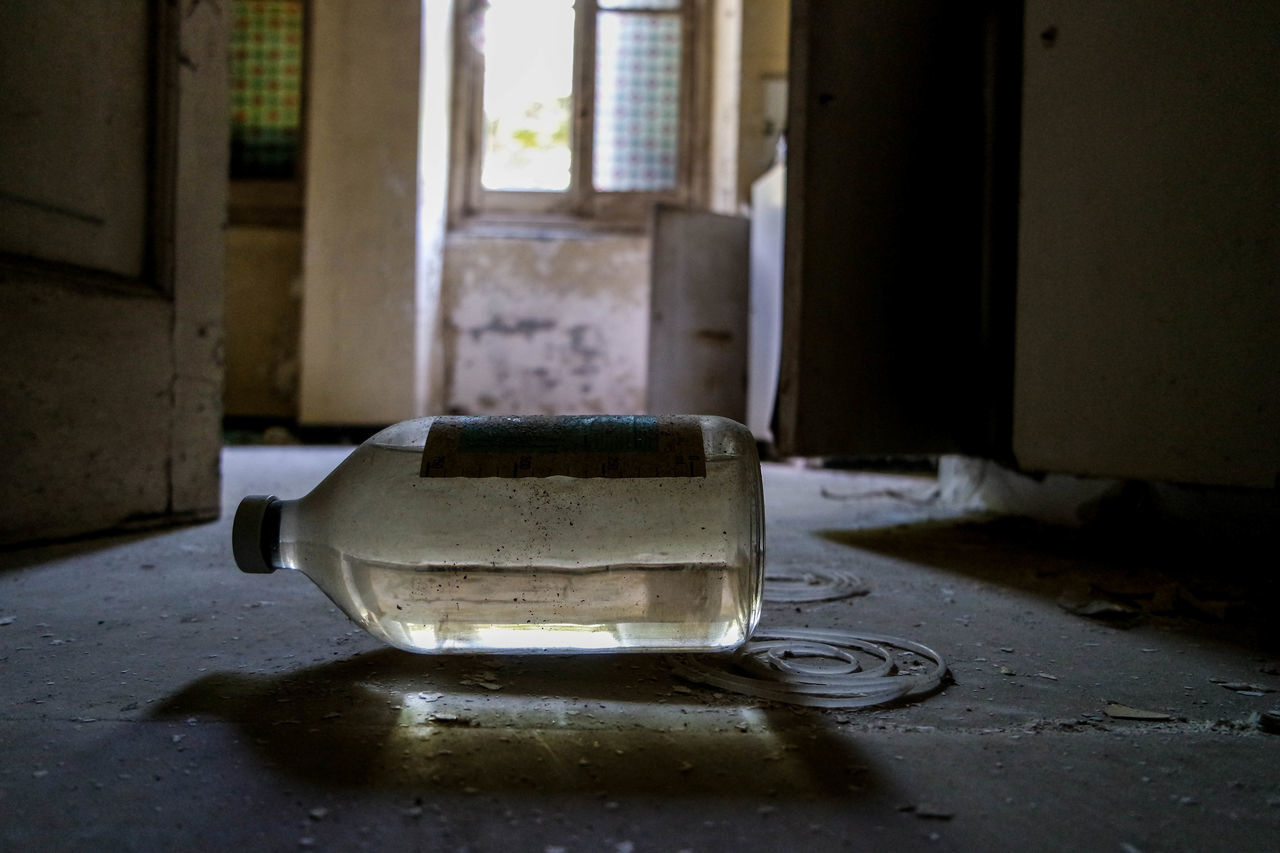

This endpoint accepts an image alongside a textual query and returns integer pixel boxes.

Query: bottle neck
[261,497,284,571]
[272,498,299,571]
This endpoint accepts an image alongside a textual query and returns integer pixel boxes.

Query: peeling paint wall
[441,235,650,415]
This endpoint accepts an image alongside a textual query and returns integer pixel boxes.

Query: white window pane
[480,0,575,192]
[593,11,681,192]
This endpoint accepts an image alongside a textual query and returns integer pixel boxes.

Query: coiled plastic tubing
[668,627,948,709]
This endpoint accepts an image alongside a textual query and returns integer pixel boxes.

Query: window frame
[448,0,709,233]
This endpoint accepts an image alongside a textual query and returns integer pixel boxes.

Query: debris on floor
[1212,679,1275,696]
[1056,589,1140,622]
[1103,703,1173,721]
[898,803,954,821]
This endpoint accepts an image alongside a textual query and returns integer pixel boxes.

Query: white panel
[747,163,785,441]
[648,205,750,420]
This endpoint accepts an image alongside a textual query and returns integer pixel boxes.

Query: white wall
[298,0,452,425]
[1014,0,1280,487]
[709,0,742,213]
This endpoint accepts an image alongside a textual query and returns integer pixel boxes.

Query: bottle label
[420,415,707,478]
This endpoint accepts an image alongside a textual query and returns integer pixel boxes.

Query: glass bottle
[233,415,764,653]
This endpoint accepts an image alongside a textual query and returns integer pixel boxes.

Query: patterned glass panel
[593,11,681,192]
[230,0,303,179]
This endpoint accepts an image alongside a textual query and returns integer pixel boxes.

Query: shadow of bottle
[153,648,886,801]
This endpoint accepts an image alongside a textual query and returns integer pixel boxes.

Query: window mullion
[459,1,488,217]
[678,0,700,207]
[571,0,597,215]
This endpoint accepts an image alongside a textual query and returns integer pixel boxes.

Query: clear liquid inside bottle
[270,416,764,653]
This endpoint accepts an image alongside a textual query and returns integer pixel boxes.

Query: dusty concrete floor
[2,447,1278,852]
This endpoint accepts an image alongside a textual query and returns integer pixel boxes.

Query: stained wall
[440,235,650,415]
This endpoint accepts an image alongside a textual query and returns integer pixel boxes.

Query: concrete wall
[1014,0,1280,488]
[441,235,650,415]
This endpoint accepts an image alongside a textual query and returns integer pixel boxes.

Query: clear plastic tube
[668,627,947,708]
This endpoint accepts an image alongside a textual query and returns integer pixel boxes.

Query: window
[228,0,305,226]
[230,0,304,180]
[452,0,706,228]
